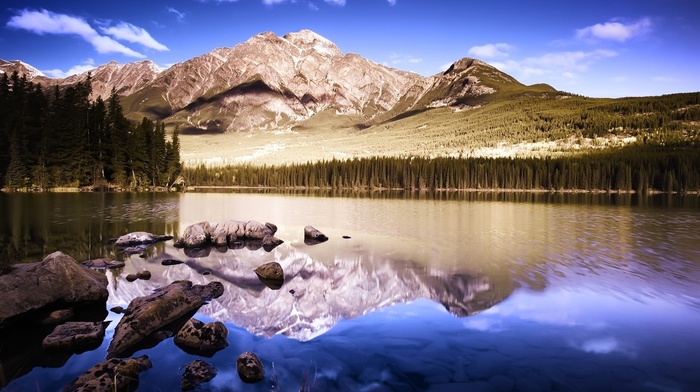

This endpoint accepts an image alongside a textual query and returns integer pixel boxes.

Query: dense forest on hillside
[183,142,700,194]
[0,71,181,190]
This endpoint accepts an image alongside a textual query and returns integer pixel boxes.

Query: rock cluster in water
[174,220,283,251]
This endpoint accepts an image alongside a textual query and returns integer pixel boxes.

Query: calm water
[1,192,699,391]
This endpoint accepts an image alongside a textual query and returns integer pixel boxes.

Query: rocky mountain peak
[282,29,341,57]
[0,59,45,78]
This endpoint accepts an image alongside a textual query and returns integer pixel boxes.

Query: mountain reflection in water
[108,242,514,341]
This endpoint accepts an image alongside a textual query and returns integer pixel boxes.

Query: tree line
[183,144,700,194]
[0,71,181,190]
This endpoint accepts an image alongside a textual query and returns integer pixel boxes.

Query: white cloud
[652,76,679,83]
[262,0,289,5]
[387,0,397,5]
[100,22,169,51]
[389,52,422,66]
[7,9,146,58]
[42,58,96,78]
[308,2,319,11]
[576,17,653,42]
[324,0,346,5]
[167,7,186,23]
[467,43,514,59]
[488,49,617,82]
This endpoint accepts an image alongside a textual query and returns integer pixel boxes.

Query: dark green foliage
[182,143,700,194]
[0,74,181,190]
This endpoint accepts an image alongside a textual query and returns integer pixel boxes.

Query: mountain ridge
[1,29,555,134]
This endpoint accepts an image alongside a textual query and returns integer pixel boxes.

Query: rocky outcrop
[107,280,224,358]
[182,360,217,391]
[42,321,107,352]
[0,251,108,327]
[237,352,265,383]
[113,231,173,247]
[175,220,279,248]
[304,225,329,245]
[174,318,229,356]
[61,356,152,392]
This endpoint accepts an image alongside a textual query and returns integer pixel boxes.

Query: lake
[1,191,699,391]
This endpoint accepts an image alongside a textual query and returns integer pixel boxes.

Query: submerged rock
[237,351,265,383]
[0,251,108,327]
[42,321,107,352]
[81,258,126,269]
[61,355,152,392]
[304,225,329,245]
[107,280,224,358]
[182,359,217,391]
[114,231,173,246]
[175,318,229,356]
[32,308,74,326]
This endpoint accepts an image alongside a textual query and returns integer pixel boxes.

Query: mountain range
[1,29,554,135]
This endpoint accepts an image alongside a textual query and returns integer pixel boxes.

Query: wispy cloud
[7,9,146,58]
[308,2,319,11]
[167,7,186,23]
[467,43,514,59]
[388,52,423,66]
[652,76,679,83]
[42,58,96,78]
[387,0,397,5]
[576,17,653,43]
[262,0,289,5]
[324,0,346,6]
[100,22,169,51]
[489,49,618,82]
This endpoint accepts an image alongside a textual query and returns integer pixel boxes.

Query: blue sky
[1,0,698,98]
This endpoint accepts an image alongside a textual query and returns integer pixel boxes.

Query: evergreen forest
[0,71,182,190]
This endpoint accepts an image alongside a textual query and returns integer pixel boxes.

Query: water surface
[1,192,699,391]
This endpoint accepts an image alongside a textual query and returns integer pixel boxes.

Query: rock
[237,351,265,383]
[343,235,351,239]
[174,221,212,248]
[244,220,277,240]
[182,359,217,391]
[304,225,329,245]
[0,251,108,327]
[136,270,152,280]
[33,308,74,325]
[162,259,184,266]
[175,318,229,356]
[110,306,125,314]
[125,274,138,282]
[81,258,126,269]
[114,231,173,247]
[211,220,247,246]
[254,262,284,290]
[43,321,107,351]
[261,235,284,252]
[61,355,152,392]
[107,280,224,358]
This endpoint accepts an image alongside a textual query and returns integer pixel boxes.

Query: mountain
[3,30,548,135]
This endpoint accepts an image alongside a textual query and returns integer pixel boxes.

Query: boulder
[261,235,284,252]
[136,270,151,280]
[237,351,265,383]
[107,280,224,358]
[174,221,212,248]
[254,261,284,289]
[162,259,184,266]
[81,258,126,269]
[0,252,108,327]
[61,356,152,392]
[182,359,217,391]
[211,220,247,246]
[304,225,329,245]
[244,220,277,240]
[42,321,107,352]
[175,318,229,356]
[114,231,173,246]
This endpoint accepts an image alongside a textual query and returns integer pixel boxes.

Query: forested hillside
[0,71,181,190]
